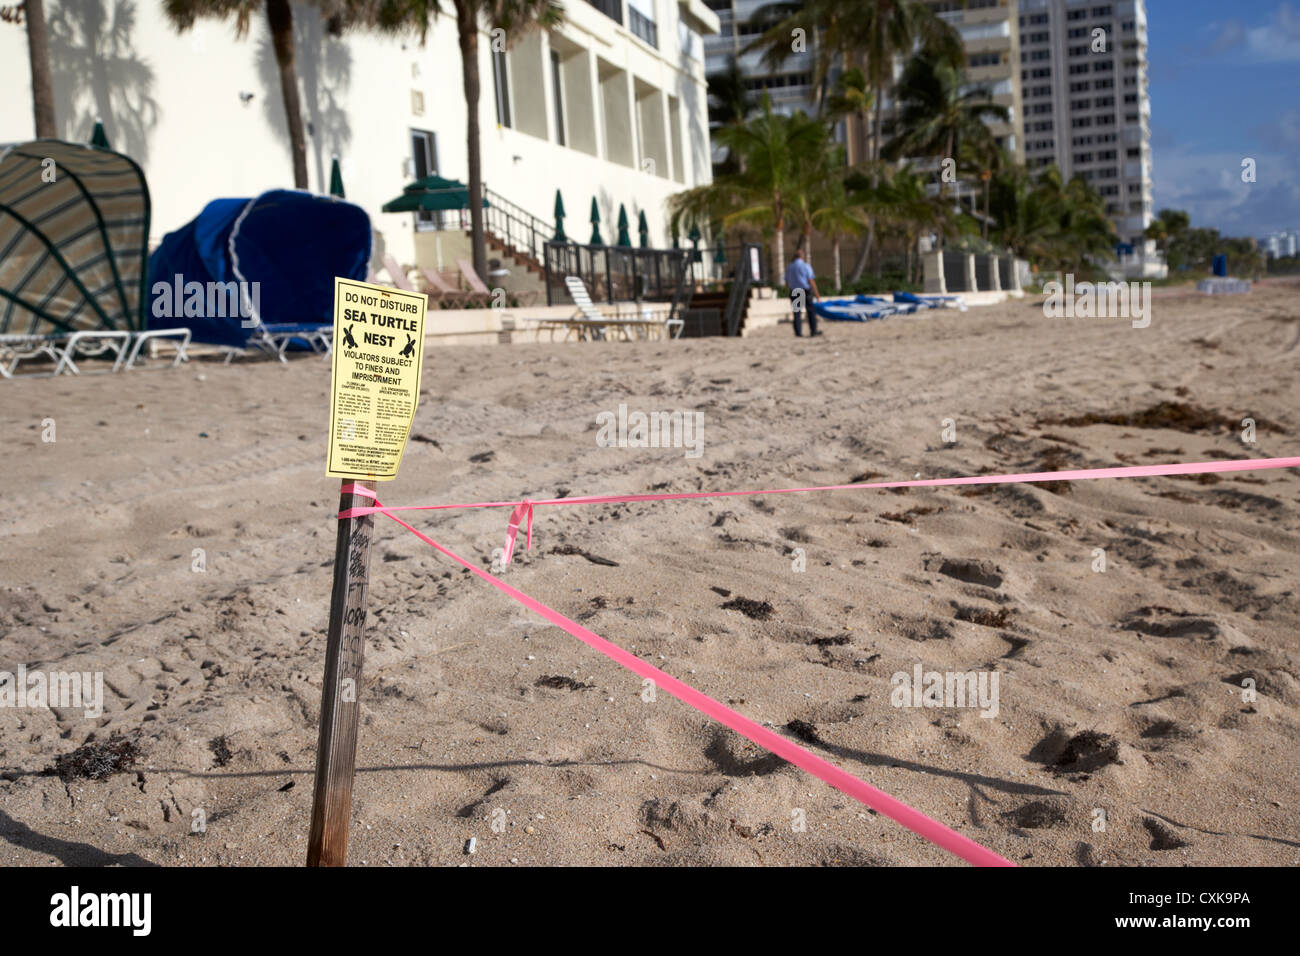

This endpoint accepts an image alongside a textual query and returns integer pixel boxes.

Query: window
[1071,98,1091,110]
[1126,147,1140,158]
[492,48,512,127]
[410,128,438,230]
[1031,102,1053,114]
[1069,63,1090,74]
[1069,44,1089,56]
[1099,149,1117,160]
[551,51,566,147]
[629,5,657,47]
[970,52,1003,67]
[1095,96,1114,107]
[1075,152,1094,164]
[1073,116,1093,128]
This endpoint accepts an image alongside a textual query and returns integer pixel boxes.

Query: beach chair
[53,330,133,375]
[422,267,485,309]
[121,328,192,370]
[457,259,508,308]
[220,323,332,364]
[380,255,437,308]
[0,333,64,378]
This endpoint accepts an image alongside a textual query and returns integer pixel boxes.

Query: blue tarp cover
[148,189,371,347]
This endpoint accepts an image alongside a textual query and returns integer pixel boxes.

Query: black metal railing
[482,187,554,266]
[584,0,623,26]
[544,241,690,312]
[629,8,657,47]
[723,243,765,336]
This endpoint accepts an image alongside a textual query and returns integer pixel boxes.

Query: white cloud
[1152,148,1300,235]
[1244,2,1300,61]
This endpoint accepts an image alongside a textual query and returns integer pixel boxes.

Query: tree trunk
[981,176,990,240]
[25,0,56,137]
[267,0,308,189]
[832,238,841,292]
[458,3,487,282]
[847,84,886,283]
[773,207,786,287]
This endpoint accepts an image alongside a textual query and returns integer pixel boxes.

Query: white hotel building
[0,0,720,274]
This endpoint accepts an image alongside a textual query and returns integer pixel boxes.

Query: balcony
[585,0,623,26]
[629,6,658,47]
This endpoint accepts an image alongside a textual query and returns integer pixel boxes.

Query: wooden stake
[307,479,375,866]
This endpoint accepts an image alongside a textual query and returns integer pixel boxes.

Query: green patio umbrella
[329,156,345,198]
[589,196,603,246]
[637,210,649,248]
[714,232,727,265]
[89,121,110,149]
[616,204,633,247]
[553,189,567,242]
[671,225,679,249]
[382,174,487,213]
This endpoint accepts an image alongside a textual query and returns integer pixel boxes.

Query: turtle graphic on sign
[400,334,416,359]
[342,324,358,349]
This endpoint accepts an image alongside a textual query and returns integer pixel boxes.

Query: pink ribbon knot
[502,499,534,566]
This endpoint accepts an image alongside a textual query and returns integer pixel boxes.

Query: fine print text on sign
[326,276,426,481]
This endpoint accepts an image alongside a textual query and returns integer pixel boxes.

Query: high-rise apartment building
[1017,0,1158,271]
[702,0,822,172]
[918,0,1025,165]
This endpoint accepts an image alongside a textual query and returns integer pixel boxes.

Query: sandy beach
[2,283,1298,867]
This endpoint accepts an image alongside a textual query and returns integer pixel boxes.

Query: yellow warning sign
[326,276,426,481]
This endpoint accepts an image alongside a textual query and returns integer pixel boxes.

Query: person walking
[784,248,822,337]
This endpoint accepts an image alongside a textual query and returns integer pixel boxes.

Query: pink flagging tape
[334,455,1300,865]
[340,482,377,501]
[371,503,1015,866]
[336,456,1300,565]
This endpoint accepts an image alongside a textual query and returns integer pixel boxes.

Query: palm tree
[707,56,757,176]
[164,0,334,188]
[884,53,1008,252]
[809,174,868,292]
[670,99,829,283]
[747,0,962,282]
[884,54,1009,196]
[368,0,562,282]
[987,163,1116,272]
[1145,208,1189,257]
[958,138,1006,240]
[7,0,57,137]
[867,162,950,285]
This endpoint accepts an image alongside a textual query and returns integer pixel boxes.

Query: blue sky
[1148,0,1300,237]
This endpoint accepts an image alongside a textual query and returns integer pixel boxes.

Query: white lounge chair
[531,276,680,342]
